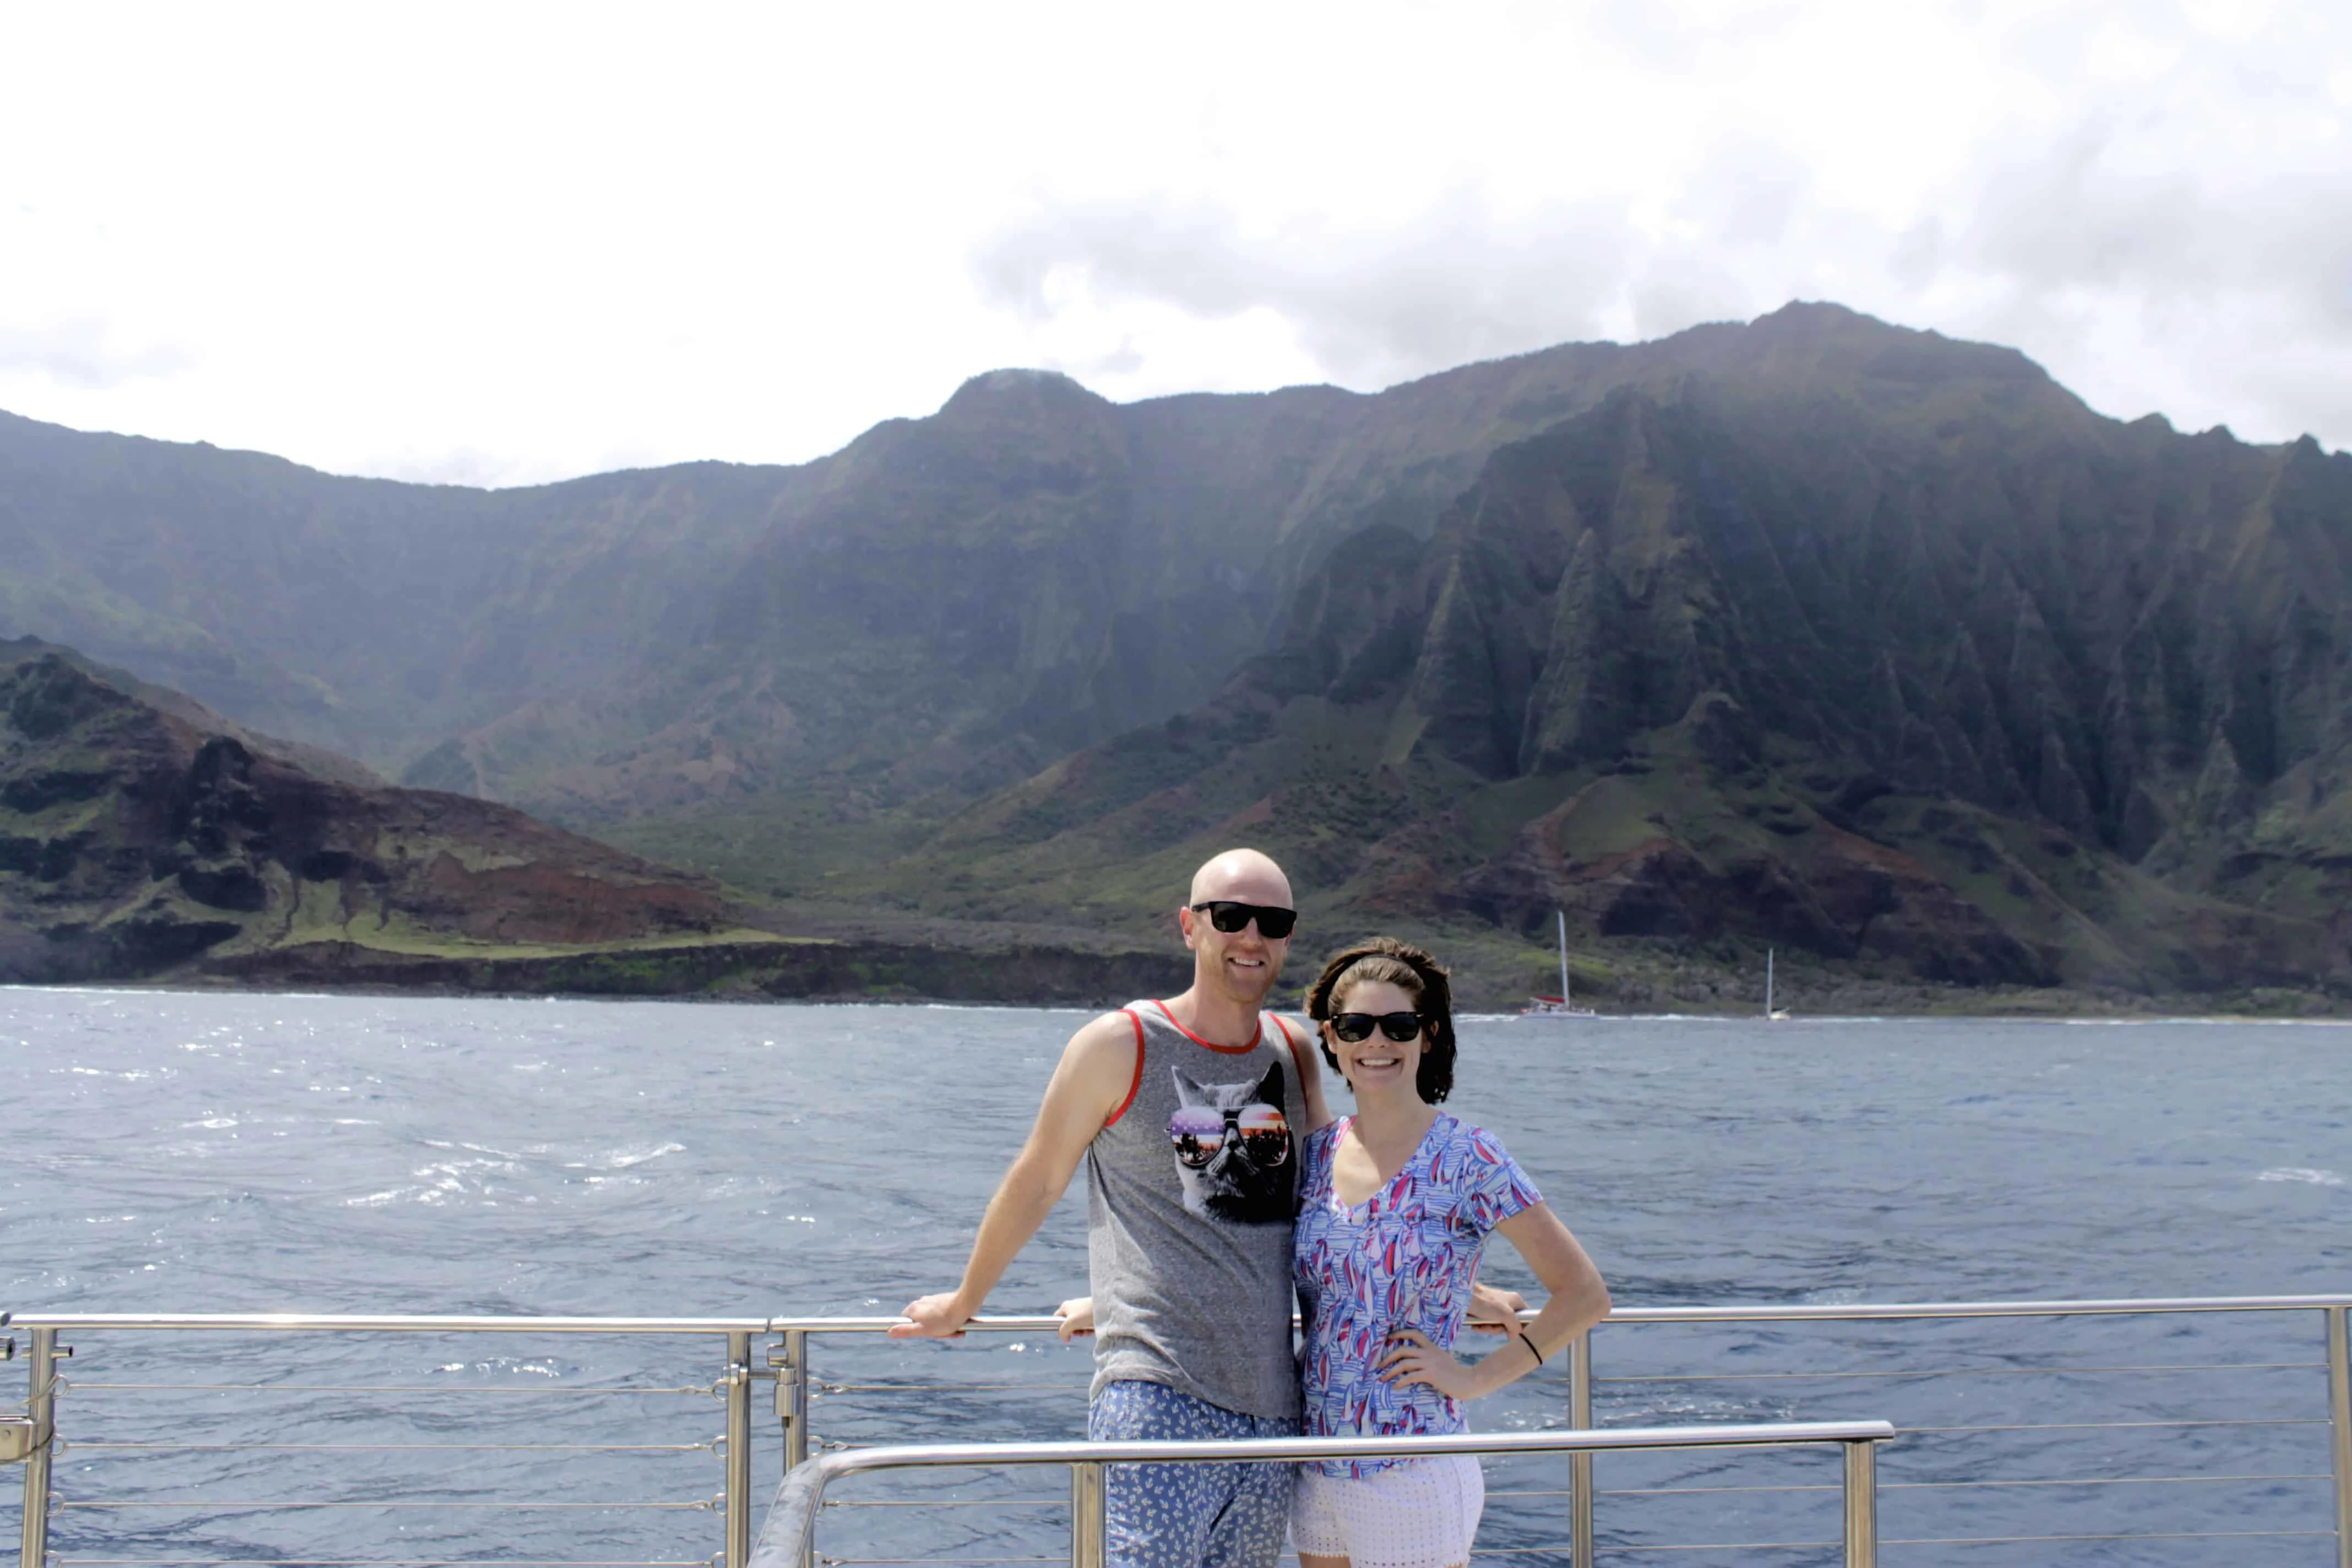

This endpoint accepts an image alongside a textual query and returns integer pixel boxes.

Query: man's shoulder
[1262,1011,1314,1046]
[1068,1008,1143,1054]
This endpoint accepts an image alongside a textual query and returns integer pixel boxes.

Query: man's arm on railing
[890,1012,1134,1339]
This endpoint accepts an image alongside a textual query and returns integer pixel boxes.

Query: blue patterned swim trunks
[1087,1380,1298,1568]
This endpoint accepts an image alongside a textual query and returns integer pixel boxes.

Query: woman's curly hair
[1304,936,1457,1104]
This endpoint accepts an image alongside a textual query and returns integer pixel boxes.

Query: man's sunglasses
[1189,901,1297,940]
[1330,1011,1424,1044]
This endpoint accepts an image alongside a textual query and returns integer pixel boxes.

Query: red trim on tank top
[1103,1009,1146,1129]
[1151,998,1262,1053]
[1270,1014,1307,1080]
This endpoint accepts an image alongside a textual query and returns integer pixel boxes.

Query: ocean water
[2,989,2348,1566]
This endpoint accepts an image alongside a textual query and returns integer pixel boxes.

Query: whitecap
[2257,1168,2344,1186]
[578,1141,686,1169]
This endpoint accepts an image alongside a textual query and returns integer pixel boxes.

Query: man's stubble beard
[1216,951,1283,1009]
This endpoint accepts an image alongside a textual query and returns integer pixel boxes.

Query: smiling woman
[1295,937,1610,1568]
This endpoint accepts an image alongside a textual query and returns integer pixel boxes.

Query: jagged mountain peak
[855,349,2352,1002]
[939,366,1108,415]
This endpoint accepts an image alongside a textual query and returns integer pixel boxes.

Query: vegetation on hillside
[7,304,2351,1009]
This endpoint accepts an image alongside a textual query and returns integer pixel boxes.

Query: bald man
[893,848,1326,1568]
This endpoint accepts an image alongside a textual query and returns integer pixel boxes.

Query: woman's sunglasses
[1169,1104,1291,1168]
[1189,901,1298,940]
[1329,1011,1424,1044]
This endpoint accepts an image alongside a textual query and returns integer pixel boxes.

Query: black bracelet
[1518,1331,1545,1368]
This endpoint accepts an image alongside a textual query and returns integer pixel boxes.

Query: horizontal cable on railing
[15,1313,772,1333]
[63,1382,716,1397]
[1885,1528,2339,1545]
[1884,1471,2333,1489]
[1479,1541,1838,1555]
[57,1559,717,1566]
[1580,1469,2337,1499]
[1594,1359,2323,1382]
[817,1384,1091,1395]
[1908,1416,2328,1432]
[69,1441,717,1452]
[59,1500,717,1511]
[1589,1495,1844,1504]
[824,1499,1063,1509]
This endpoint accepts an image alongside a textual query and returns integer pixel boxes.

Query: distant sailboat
[1765,948,1790,1021]
[1524,911,1597,1018]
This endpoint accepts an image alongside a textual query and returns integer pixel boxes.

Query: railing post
[725,1331,753,1568]
[770,1329,812,1568]
[776,1330,810,1472]
[2327,1305,2351,1568]
[18,1329,58,1568]
[1841,1438,1877,1567]
[1070,1460,1106,1568]
[1567,1327,1593,1568]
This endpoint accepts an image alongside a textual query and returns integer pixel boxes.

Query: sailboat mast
[1766,949,1775,1016]
[1558,911,1571,1005]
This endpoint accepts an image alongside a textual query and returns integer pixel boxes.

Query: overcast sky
[3,1,2345,486]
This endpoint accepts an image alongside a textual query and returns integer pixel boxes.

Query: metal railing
[2,1314,769,1568]
[8,1295,2350,1568]
[1582,1294,2352,1564]
[767,1293,2352,1565]
[747,1423,1895,1568]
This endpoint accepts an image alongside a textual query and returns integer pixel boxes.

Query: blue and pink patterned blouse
[1293,1112,1542,1477]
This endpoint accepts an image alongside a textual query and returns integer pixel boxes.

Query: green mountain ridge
[651,308,2350,1005]
[6,302,2350,1008]
[2,331,1757,818]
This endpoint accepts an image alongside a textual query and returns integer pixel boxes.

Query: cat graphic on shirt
[1167,1061,1293,1226]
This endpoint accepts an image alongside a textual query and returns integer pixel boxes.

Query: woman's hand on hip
[1375,1329,1484,1400]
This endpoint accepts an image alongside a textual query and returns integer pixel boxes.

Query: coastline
[11,945,2345,1021]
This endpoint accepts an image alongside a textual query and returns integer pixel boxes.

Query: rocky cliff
[8,304,2351,1006]
[0,638,1198,1001]
[0,345,1692,820]
[816,307,2352,1001]
[0,639,742,982]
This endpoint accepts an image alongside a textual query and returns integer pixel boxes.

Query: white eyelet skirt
[1291,1456,1484,1568]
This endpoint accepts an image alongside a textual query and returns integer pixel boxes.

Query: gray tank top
[1084,999,1306,1419]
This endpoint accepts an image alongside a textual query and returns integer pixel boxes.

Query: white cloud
[974,191,1636,389]
[0,320,190,390]
[0,0,2344,482]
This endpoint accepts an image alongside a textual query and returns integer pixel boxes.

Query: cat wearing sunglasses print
[1167,1061,1293,1226]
